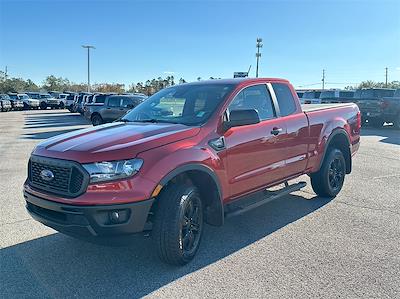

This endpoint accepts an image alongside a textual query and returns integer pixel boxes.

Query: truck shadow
[24,112,90,129]
[0,194,331,298]
[21,110,90,140]
[361,127,400,145]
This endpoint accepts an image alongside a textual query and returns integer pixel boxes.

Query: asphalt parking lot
[1,109,399,298]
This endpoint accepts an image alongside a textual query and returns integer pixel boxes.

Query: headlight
[82,158,143,183]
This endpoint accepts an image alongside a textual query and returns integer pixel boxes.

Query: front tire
[40,102,47,110]
[311,148,346,198]
[152,183,204,265]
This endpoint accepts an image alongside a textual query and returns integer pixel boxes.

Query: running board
[225,181,307,218]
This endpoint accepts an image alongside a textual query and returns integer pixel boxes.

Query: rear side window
[272,83,297,116]
[94,95,107,103]
[108,97,121,107]
[121,98,134,107]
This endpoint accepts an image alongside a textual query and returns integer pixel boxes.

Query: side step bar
[225,181,307,218]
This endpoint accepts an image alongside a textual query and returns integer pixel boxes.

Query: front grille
[28,155,89,198]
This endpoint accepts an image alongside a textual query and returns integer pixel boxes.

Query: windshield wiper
[135,119,181,124]
[117,118,132,123]
[135,119,159,123]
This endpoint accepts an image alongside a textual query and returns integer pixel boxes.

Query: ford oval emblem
[40,169,54,181]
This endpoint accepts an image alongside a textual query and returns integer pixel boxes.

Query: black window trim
[226,83,279,122]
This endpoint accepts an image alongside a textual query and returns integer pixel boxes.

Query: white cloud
[163,71,175,75]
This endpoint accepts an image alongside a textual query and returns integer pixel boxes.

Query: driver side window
[228,84,275,121]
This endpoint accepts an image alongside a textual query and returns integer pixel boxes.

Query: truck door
[103,97,121,121]
[270,83,309,176]
[224,84,288,199]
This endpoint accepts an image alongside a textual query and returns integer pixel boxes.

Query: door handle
[271,127,283,135]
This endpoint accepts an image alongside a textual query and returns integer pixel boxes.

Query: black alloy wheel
[180,195,203,257]
[328,157,345,193]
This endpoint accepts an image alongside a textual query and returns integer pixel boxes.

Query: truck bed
[301,103,355,112]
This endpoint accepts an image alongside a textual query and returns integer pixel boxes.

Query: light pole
[255,38,263,78]
[82,45,95,92]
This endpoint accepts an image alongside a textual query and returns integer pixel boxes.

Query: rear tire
[311,148,346,198]
[152,183,204,265]
[91,114,103,126]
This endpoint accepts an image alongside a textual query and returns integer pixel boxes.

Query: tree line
[0,71,399,94]
[0,72,192,95]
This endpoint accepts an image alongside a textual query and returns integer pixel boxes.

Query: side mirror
[126,104,134,109]
[224,109,260,129]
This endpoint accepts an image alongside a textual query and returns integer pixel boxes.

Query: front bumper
[28,101,40,107]
[47,102,61,107]
[24,190,154,243]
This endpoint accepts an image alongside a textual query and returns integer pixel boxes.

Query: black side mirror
[224,109,260,130]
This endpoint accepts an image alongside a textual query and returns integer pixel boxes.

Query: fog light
[108,209,129,224]
[110,211,120,223]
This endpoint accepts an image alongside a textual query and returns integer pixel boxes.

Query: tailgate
[356,99,382,114]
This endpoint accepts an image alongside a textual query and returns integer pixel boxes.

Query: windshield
[320,91,335,98]
[339,91,354,97]
[40,94,51,99]
[355,89,395,99]
[1,94,11,100]
[122,83,235,125]
[303,91,321,99]
[19,94,30,100]
[8,94,18,99]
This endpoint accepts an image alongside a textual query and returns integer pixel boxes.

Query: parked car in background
[73,93,91,113]
[82,93,116,118]
[26,92,60,109]
[17,93,40,110]
[354,88,396,127]
[301,90,322,104]
[57,93,69,109]
[65,93,77,111]
[320,90,355,104]
[88,94,146,125]
[0,94,12,111]
[7,93,24,110]
[39,93,61,109]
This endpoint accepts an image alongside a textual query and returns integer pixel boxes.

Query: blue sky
[0,0,399,89]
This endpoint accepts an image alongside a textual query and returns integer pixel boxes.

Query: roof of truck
[179,78,290,86]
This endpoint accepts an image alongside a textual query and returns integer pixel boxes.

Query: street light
[255,38,263,78]
[82,45,95,92]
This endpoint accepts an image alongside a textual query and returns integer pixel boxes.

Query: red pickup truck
[24,78,361,265]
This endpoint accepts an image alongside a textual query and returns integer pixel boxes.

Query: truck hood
[34,122,200,163]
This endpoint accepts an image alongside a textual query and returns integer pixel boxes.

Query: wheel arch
[91,112,103,121]
[157,163,224,227]
[320,128,352,174]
